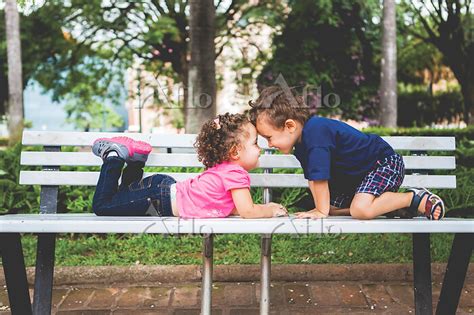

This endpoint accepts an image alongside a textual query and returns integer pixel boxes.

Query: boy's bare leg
[349,192,442,220]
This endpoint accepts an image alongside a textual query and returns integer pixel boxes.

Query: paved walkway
[1,280,473,314]
[1,264,473,314]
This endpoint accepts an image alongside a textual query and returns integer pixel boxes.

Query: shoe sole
[93,137,152,162]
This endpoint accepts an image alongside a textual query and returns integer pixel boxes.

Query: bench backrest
[19,131,456,190]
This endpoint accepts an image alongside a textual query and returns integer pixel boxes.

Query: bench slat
[21,152,456,170]
[19,171,457,189]
[0,214,472,234]
[22,131,456,151]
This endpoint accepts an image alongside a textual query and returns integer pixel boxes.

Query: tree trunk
[5,0,24,144]
[379,0,397,128]
[461,80,474,125]
[186,0,216,133]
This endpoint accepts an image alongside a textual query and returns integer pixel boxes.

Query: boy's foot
[408,188,445,220]
[92,136,152,162]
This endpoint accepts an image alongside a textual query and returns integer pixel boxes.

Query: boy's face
[255,114,301,154]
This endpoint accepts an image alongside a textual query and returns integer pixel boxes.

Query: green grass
[17,233,467,267]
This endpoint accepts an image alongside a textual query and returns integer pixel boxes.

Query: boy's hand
[295,208,328,219]
[267,202,288,217]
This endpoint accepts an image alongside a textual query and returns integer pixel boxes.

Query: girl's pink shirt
[176,161,250,218]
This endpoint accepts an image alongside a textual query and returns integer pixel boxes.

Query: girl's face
[234,123,261,171]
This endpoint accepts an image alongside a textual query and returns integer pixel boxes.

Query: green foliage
[19,232,467,267]
[0,143,39,214]
[258,0,382,120]
[438,166,474,215]
[397,90,465,127]
[64,85,124,131]
[363,125,474,140]
[0,3,126,130]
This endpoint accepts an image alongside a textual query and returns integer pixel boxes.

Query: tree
[258,0,382,120]
[379,0,397,127]
[187,0,216,133]
[398,33,445,94]
[403,0,474,124]
[0,3,125,131]
[4,0,23,143]
[52,0,284,131]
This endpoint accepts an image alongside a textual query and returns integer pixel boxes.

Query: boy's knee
[349,204,371,220]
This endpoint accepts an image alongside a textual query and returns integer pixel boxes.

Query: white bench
[0,131,472,315]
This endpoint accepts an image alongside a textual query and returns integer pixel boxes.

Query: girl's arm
[231,188,287,219]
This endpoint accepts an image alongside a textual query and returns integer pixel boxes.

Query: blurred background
[1,0,472,137]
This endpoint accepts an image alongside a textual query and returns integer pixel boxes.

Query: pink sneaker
[92,136,152,162]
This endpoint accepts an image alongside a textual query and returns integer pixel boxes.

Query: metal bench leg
[33,233,56,315]
[260,234,272,315]
[413,233,433,315]
[435,233,473,315]
[0,233,32,315]
[201,233,213,315]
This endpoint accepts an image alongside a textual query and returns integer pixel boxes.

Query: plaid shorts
[330,153,405,208]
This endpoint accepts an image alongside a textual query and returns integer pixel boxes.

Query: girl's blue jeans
[92,157,176,216]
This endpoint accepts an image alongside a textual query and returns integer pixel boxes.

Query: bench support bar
[33,233,56,315]
[201,234,213,315]
[260,234,272,315]
[0,233,32,315]
[413,233,433,315]
[436,233,473,315]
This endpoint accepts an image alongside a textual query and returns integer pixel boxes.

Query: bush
[397,90,464,127]
[0,143,39,214]
[0,143,94,214]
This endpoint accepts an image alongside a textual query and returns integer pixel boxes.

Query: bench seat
[1,214,473,234]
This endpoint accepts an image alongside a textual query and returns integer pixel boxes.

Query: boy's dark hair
[248,85,310,128]
[195,113,250,169]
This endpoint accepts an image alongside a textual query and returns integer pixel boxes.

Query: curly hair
[248,85,310,129]
[195,113,250,169]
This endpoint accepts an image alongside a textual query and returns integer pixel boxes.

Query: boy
[248,85,444,220]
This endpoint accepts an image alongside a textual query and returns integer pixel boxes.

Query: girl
[92,113,288,219]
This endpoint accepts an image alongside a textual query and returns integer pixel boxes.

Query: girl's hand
[268,203,288,217]
[295,209,328,219]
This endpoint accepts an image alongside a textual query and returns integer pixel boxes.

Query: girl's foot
[408,188,445,220]
[92,137,152,162]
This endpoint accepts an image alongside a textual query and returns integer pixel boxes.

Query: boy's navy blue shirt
[294,116,395,187]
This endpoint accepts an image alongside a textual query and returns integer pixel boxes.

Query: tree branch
[179,0,187,14]
[164,0,177,16]
[150,0,167,16]
[429,0,443,20]
[422,1,442,24]
[409,1,440,44]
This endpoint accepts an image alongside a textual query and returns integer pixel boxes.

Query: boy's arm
[308,180,330,217]
[231,188,288,218]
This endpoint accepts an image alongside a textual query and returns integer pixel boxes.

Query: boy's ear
[284,119,297,132]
